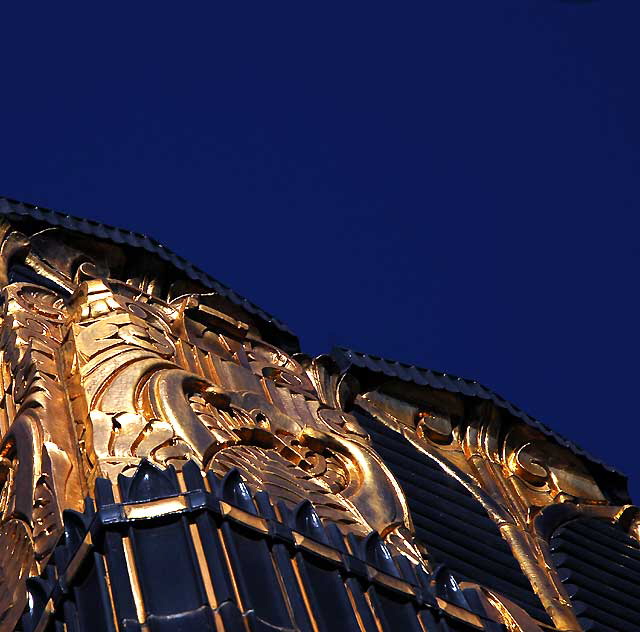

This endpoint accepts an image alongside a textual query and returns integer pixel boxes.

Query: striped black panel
[354,408,551,625]
[551,517,640,632]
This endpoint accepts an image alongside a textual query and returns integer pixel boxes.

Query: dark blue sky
[2,3,639,499]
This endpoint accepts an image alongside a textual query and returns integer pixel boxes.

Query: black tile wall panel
[271,546,315,632]
[255,493,316,632]
[21,459,500,632]
[354,408,551,625]
[368,588,422,632]
[71,552,117,632]
[181,463,237,608]
[295,552,361,632]
[129,517,207,617]
[221,521,293,628]
[101,529,139,626]
[551,517,640,632]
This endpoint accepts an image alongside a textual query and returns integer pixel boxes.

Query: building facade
[0,197,636,632]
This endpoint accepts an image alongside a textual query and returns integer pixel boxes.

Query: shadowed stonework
[0,197,635,632]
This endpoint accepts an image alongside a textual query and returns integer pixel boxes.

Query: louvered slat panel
[551,517,640,632]
[355,408,551,625]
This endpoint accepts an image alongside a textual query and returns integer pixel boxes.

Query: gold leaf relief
[0,520,35,631]
[210,445,369,535]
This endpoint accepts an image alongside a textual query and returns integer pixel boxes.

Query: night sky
[2,3,639,499]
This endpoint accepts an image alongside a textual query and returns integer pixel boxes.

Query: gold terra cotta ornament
[0,217,418,630]
[0,208,635,632]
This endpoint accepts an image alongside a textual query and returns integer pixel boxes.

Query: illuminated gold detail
[367,569,415,596]
[189,520,218,609]
[290,557,320,632]
[358,387,610,630]
[345,583,369,632]
[62,532,92,586]
[122,537,147,623]
[175,469,221,610]
[435,598,483,630]
[112,483,146,627]
[0,218,420,623]
[123,496,188,520]
[219,501,269,533]
[101,555,122,632]
[217,523,245,612]
[121,534,147,625]
[0,214,633,631]
[362,590,385,632]
[292,531,342,563]
[459,583,547,632]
